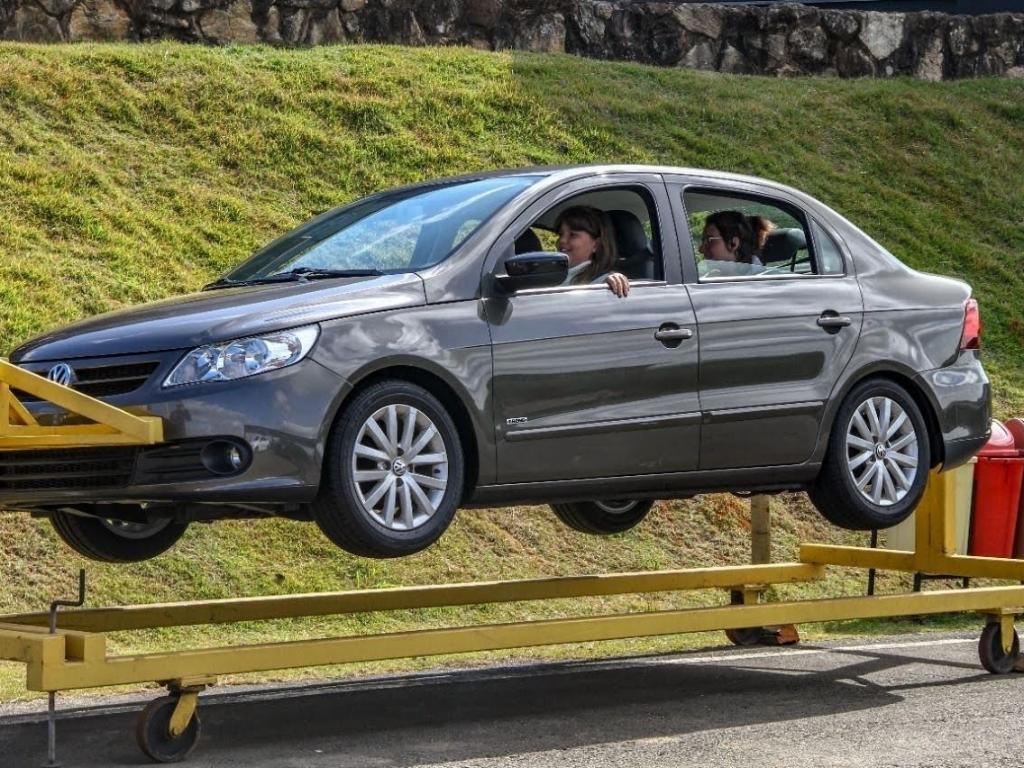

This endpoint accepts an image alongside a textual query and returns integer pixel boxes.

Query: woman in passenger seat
[555,205,629,298]
[699,210,768,276]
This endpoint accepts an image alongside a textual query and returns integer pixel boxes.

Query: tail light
[960,298,981,351]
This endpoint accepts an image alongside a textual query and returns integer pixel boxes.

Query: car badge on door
[46,363,77,387]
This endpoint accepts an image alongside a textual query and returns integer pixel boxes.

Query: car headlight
[163,325,320,388]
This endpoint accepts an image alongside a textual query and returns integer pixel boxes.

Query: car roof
[409,164,814,204]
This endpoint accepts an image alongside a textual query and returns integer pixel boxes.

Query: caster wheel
[136,695,201,763]
[725,627,764,646]
[726,590,764,646]
[978,622,1020,675]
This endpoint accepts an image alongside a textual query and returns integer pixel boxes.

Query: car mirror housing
[495,251,569,294]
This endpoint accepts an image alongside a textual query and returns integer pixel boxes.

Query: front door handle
[817,312,852,331]
[655,324,693,347]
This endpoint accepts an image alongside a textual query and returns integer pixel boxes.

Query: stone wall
[2,0,1023,80]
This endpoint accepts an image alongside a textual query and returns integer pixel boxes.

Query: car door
[482,174,701,484]
[669,179,864,470]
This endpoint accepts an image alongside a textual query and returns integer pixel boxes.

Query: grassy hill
[0,43,1022,701]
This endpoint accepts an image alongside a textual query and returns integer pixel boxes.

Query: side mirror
[494,252,569,294]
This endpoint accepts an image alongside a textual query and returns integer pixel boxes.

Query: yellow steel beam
[925,554,1024,581]
[28,585,1024,691]
[800,544,918,571]
[0,383,10,435]
[0,628,68,690]
[0,625,59,664]
[7,389,38,427]
[0,623,106,664]
[1,563,825,633]
[1,382,37,428]
[801,543,1024,581]
[0,359,162,449]
[916,468,957,557]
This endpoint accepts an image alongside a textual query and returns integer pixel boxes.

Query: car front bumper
[0,354,350,508]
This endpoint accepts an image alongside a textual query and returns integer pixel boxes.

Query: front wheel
[50,512,188,563]
[809,378,931,530]
[313,380,464,558]
[550,499,655,535]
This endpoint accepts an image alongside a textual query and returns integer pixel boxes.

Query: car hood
[10,274,427,362]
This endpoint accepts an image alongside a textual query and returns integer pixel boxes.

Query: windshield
[221,176,540,284]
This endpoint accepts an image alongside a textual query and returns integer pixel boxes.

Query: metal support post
[868,529,878,596]
[750,495,771,565]
[745,496,799,645]
[43,569,86,768]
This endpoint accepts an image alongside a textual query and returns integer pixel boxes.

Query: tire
[135,695,201,763]
[978,622,1020,675]
[725,627,764,646]
[725,589,764,646]
[313,380,464,558]
[50,512,188,563]
[809,378,931,530]
[550,499,655,535]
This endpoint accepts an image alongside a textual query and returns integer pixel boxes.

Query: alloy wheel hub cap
[352,404,449,532]
[845,395,919,508]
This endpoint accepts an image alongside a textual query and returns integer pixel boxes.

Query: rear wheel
[809,379,931,530]
[550,499,655,535]
[50,513,188,563]
[314,380,464,558]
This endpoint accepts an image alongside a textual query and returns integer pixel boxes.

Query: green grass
[0,42,1022,702]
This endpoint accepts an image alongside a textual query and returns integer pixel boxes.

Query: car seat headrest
[514,228,543,254]
[607,210,648,255]
[761,227,807,264]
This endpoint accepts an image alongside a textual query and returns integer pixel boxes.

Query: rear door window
[681,190,836,281]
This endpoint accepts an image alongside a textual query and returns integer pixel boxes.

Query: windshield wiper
[203,268,383,290]
[274,267,385,281]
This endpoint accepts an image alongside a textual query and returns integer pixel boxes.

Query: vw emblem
[46,363,77,387]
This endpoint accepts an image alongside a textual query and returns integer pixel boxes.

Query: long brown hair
[554,206,619,284]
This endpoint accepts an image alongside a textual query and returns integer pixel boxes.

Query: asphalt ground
[2,631,1023,767]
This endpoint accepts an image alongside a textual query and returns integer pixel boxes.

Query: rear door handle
[655,328,693,341]
[817,313,852,330]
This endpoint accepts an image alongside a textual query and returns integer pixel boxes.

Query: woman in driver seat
[555,205,630,297]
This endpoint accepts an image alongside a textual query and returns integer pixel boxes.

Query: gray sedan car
[3,165,990,561]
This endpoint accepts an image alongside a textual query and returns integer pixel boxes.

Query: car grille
[0,447,138,492]
[13,361,160,403]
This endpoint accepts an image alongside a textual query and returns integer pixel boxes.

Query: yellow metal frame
[802,469,1024,581]
[1,467,1023,764]
[0,358,162,449]
[1,471,1023,695]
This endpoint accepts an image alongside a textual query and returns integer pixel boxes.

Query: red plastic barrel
[1007,418,1024,558]
[968,420,1024,559]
